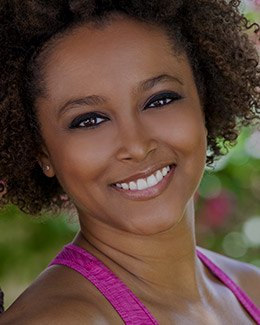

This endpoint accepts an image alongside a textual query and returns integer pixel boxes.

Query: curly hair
[0,0,259,216]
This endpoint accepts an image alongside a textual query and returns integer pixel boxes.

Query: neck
[73,200,209,305]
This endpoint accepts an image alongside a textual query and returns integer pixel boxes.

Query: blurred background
[0,0,260,310]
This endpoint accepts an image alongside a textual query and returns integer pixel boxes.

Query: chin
[127,211,183,236]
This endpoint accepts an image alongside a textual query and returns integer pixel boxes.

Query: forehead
[40,16,189,100]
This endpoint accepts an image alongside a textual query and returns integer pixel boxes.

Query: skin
[1,14,259,324]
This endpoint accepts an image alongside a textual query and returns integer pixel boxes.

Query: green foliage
[0,205,78,307]
[196,128,260,265]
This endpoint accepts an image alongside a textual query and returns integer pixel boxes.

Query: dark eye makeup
[69,112,109,129]
[143,91,183,110]
[69,91,183,129]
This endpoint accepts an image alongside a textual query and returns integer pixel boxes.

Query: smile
[115,165,171,190]
[111,164,176,201]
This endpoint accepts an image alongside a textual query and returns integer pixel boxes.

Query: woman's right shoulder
[0,265,121,325]
[0,299,106,325]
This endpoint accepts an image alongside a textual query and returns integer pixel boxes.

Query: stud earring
[44,165,50,171]
[0,180,5,193]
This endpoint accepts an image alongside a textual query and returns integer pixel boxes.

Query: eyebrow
[57,73,183,117]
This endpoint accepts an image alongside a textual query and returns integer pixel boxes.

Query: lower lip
[110,165,176,201]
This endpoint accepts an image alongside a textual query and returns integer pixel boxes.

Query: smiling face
[36,15,207,235]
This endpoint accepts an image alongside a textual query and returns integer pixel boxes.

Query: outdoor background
[0,0,259,309]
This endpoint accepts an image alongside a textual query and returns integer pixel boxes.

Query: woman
[0,0,259,324]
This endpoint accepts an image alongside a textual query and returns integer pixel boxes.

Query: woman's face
[36,15,207,235]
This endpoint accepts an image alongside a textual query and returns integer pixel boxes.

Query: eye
[69,113,108,129]
[144,92,183,110]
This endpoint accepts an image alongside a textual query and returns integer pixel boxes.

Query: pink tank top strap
[49,243,260,324]
[196,249,260,324]
[49,243,159,324]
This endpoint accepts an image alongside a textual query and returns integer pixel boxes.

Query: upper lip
[111,162,176,185]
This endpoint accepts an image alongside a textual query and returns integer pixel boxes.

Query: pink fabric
[49,243,260,324]
[196,249,260,324]
[50,243,158,324]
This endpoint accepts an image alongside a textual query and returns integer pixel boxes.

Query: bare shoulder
[0,264,122,325]
[0,300,107,325]
[198,246,260,306]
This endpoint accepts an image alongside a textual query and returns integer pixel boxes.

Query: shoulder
[0,302,108,325]
[0,300,107,325]
[198,246,260,306]
[0,264,122,325]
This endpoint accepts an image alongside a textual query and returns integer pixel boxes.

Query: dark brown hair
[0,0,259,215]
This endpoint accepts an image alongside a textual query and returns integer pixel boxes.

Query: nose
[115,116,158,162]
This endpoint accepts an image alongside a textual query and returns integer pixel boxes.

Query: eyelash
[69,92,183,129]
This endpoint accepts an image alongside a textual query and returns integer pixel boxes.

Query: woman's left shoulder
[197,246,260,305]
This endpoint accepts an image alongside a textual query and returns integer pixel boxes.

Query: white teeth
[147,174,159,187]
[121,183,129,190]
[115,164,172,191]
[129,181,137,190]
[137,179,148,190]
[162,167,168,176]
[155,170,163,182]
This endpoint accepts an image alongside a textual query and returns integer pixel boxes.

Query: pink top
[49,243,260,324]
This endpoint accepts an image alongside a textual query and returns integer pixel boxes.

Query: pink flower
[199,191,236,229]
[245,0,260,10]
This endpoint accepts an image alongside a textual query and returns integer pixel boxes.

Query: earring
[0,180,5,193]
[44,165,50,171]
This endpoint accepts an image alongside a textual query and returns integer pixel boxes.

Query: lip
[111,162,176,185]
[110,164,176,201]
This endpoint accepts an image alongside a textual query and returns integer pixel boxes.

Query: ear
[37,145,55,178]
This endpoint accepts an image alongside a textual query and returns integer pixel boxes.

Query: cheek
[48,131,114,180]
[150,107,207,192]
[147,107,207,157]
